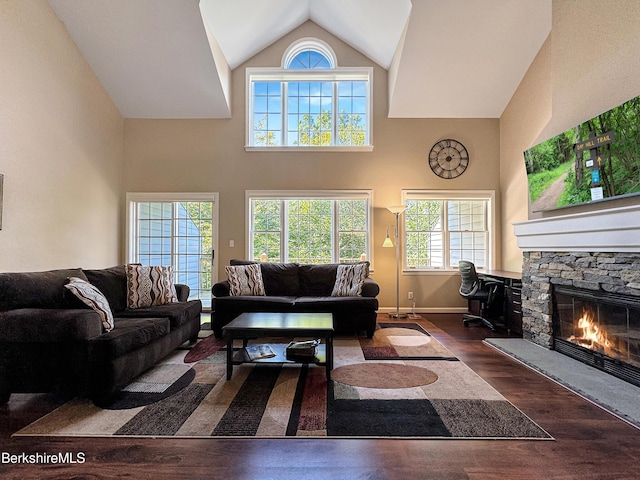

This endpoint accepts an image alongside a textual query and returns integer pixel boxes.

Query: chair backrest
[458,260,480,298]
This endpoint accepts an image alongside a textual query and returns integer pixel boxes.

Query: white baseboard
[378,307,467,315]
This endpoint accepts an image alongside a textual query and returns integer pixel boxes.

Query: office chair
[458,260,501,330]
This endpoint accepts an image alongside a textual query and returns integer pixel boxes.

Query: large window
[246,39,372,150]
[126,193,218,309]
[247,190,372,264]
[402,191,495,271]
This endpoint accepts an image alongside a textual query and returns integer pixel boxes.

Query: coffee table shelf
[232,343,327,365]
[222,312,334,381]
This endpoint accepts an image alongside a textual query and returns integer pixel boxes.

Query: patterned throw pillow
[64,276,115,332]
[331,263,368,297]
[125,265,179,309]
[225,264,266,296]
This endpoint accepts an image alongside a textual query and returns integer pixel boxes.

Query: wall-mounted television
[524,94,640,212]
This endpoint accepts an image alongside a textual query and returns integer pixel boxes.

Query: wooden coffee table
[222,312,334,381]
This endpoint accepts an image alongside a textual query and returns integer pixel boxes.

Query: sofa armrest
[0,308,104,342]
[361,277,380,297]
[212,280,231,297]
[175,284,190,302]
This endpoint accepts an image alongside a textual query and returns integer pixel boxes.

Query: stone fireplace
[513,204,640,385]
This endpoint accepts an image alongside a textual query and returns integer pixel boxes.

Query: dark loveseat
[0,266,201,405]
[212,260,379,338]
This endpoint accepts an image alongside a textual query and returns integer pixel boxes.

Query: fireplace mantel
[513,204,640,252]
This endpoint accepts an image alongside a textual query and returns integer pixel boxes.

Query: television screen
[524,94,640,212]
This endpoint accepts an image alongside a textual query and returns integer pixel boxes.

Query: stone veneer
[521,251,640,348]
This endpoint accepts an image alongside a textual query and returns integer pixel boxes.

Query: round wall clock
[428,139,469,179]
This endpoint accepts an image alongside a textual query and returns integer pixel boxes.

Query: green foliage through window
[250,196,369,264]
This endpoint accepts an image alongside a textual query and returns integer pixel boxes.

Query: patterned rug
[14,323,552,439]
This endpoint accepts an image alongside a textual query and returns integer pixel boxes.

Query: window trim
[401,190,496,274]
[245,66,374,152]
[245,189,374,266]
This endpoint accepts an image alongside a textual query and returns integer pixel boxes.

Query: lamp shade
[382,236,394,247]
[387,205,408,215]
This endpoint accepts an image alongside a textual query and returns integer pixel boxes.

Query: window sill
[245,145,374,153]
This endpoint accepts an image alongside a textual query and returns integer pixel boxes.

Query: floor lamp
[383,205,408,318]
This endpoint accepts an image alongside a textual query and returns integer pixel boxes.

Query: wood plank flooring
[2,313,640,479]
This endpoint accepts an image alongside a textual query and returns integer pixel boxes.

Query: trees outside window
[248,191,371,264]
[403,191,494,270]
[247,39,372,149]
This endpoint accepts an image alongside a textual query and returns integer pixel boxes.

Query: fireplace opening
[552,285,640,387]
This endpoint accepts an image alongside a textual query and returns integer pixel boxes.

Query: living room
[2,0,640,478]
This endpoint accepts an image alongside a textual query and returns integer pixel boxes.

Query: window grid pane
[337,81,367,146]
[252,81,282,146]
[287,199,332,263]
[288,81,333,146]
[251,199,282,262]
[405,200,443,268]
[337,199,368,262]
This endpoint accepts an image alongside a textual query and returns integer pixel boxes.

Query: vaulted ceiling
[48,0,551,119]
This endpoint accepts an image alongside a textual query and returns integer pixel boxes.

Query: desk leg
[226,337,233,380]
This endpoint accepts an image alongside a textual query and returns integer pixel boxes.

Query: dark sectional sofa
[211,260,379,338]
[0,266,201,405]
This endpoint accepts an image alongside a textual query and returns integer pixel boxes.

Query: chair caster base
[462,314,496,331]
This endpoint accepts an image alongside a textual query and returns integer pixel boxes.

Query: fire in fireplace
[553,285,640,387]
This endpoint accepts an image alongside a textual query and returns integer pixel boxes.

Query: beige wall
[123,21,501,312]
[500,0,640,272]
[0,0,124,272]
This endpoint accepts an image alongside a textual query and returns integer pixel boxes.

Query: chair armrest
[174,284,190,302]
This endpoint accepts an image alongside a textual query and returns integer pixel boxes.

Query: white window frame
[401,190,496,274]
[245,39,373,152]
[246,190,373,265]
[125,192,219,307]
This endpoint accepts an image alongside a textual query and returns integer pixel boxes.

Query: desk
[477,269,523,335]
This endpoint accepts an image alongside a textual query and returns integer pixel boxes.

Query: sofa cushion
[225,264,265,296]
[87,317,170,362]
[230,260,301,296]
[115,299,202,330]
[83,266,128,313]
[213,295,296,313]
[125,265,179,308]
[298,264,339,296]
[293,296,379,313]
[0,308,103,342]
[64,277,115,332]
[0,268,88,312]
[331,263,368,296]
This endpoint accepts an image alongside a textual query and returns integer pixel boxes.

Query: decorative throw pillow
[64,276,115,332]
[225,264,266,296]
[331,263,368,297]
[125,264,179,309]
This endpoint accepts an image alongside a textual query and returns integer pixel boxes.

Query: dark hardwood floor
[2,313,640,479]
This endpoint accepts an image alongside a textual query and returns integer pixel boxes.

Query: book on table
[244,344,277,361]
[286,339,320,358]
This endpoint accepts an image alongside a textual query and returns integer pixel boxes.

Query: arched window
[246,38,372,150]
[283,39,336,69]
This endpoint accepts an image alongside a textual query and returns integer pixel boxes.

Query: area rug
[14,323,552,439]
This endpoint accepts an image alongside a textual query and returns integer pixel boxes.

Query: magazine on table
[244,344,277,361]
